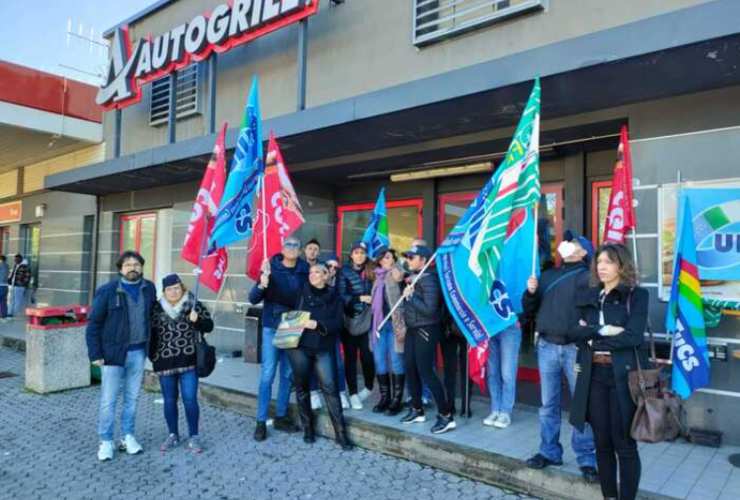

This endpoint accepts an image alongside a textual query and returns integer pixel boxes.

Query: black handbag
[195,332,216,378]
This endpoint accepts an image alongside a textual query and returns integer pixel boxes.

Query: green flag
[468,79,541,292]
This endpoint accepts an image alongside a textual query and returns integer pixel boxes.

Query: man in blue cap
[522,230,599,483]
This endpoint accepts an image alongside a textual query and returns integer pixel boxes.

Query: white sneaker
[310,390,323,410]
[98,440,114,461]
[121,434,143,455]
[340,391,350,410]
[349,394,363,410]
[493,413,511,429]
[358,387,373,401]
[483,412,500,427]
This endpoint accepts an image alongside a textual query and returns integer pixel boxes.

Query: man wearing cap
[399,244,456,434]
[522,231,599,483]
[249,236,308,441]
[86,250,157,461]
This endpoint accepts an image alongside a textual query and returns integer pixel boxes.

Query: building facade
[45,0,740,442]
[0,61,102,308]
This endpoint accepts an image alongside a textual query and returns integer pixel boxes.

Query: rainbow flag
[666,194,711,399]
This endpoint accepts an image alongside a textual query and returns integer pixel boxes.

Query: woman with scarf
[368,248,407,415]
[149,274,213,454]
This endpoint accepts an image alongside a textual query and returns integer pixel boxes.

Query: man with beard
[86,250,157,461]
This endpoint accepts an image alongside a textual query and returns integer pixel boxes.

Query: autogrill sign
[97,0,319,110]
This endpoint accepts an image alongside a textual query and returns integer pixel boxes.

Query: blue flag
[361,187,390,259]
[436,176,537,347]
[666,194,711,399]
[209,76,264,250]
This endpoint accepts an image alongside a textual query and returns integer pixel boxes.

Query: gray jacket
[402,271,442,328]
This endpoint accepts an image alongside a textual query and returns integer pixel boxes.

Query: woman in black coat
[286,263,352,450]
[567,243,648,500]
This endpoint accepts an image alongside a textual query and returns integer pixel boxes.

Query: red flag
[467,340,489,394]
[603,125,636,244]
[181,123,229,292]
[246,132,305,280]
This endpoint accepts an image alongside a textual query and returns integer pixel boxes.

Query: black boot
[385,374,405,416]
[253,421,267,442]
[372,374,391,413]
[323,388,353,450]
[296,388,315,443]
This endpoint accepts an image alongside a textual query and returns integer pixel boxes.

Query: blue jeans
[9,286,26,316]
[537,338,596,467]
[97,348,146,441]
[486,323,522,415]
[159,369,199,437]
[0,286,7,318]
[373,322,405,375]
[257,327,292,422]
[310,339,346,392]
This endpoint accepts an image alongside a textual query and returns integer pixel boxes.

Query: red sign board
[97,0,320,110]
[0,201,21,224]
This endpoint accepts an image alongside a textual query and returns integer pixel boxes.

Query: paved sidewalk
[0,347,535,500]
[203,356,740,500]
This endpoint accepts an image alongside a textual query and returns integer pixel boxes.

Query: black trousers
[588,365,641,500]
[405,324,450,415]
[440,332,469,413]
[286,347,346,438]
[341,330,375,395]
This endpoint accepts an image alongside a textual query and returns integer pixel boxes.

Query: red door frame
[437,192,477,243]
[335,198,423,259]
[591,179,613,248]
[119,212,158,275]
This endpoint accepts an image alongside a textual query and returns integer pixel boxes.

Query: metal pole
[113,109,122,158]
[296,19,308,111]
[168,71,177,144]
[208,55,217,135]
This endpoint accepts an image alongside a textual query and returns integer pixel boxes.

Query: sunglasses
[283,242,300,249]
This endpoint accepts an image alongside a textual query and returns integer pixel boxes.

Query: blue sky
[0,0,159,84]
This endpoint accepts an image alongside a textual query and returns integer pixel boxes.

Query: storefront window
[539,183,564,268]
[336,199,422,260]
[437,192,477,243]
[0,226,9,255]
[21,223,41,288]
[591,180,612,247]
[120,213,157,282]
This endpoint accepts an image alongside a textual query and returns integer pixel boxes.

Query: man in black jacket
[399,244,455,434]
[86,250,156,462]
[522,231,599,483]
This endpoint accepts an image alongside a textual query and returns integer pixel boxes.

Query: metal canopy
[46,20,740,194]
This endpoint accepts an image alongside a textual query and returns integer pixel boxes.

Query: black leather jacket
[403,271,442,328]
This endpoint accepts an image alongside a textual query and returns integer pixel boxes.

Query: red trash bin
[26,305,88,330]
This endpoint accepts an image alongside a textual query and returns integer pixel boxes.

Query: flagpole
[374,250,438,334]
[260,165,268,264]
[532,203,539,276]
[191,214,211,302]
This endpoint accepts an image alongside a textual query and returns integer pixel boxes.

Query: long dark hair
[591,243,638,288]
[367,249,397,282]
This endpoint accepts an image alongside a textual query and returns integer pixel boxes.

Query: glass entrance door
[120,213,157,282]
[21,223,41,290]
[336,199,423,260]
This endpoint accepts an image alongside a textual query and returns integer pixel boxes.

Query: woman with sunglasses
[337,241,377,410]
[286,263,352,450]
[368,247,407,415]
[568,243,648,500]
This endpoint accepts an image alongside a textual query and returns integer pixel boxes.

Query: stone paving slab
[0,347,536,500]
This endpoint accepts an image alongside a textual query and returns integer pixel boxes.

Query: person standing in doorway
[0,255,9,321]
[522,231,598,483]
[338,241,376,410]
[8,254,30,317]
[400,244,455,434]
[86,250,157,461]
[248,236,307,441]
